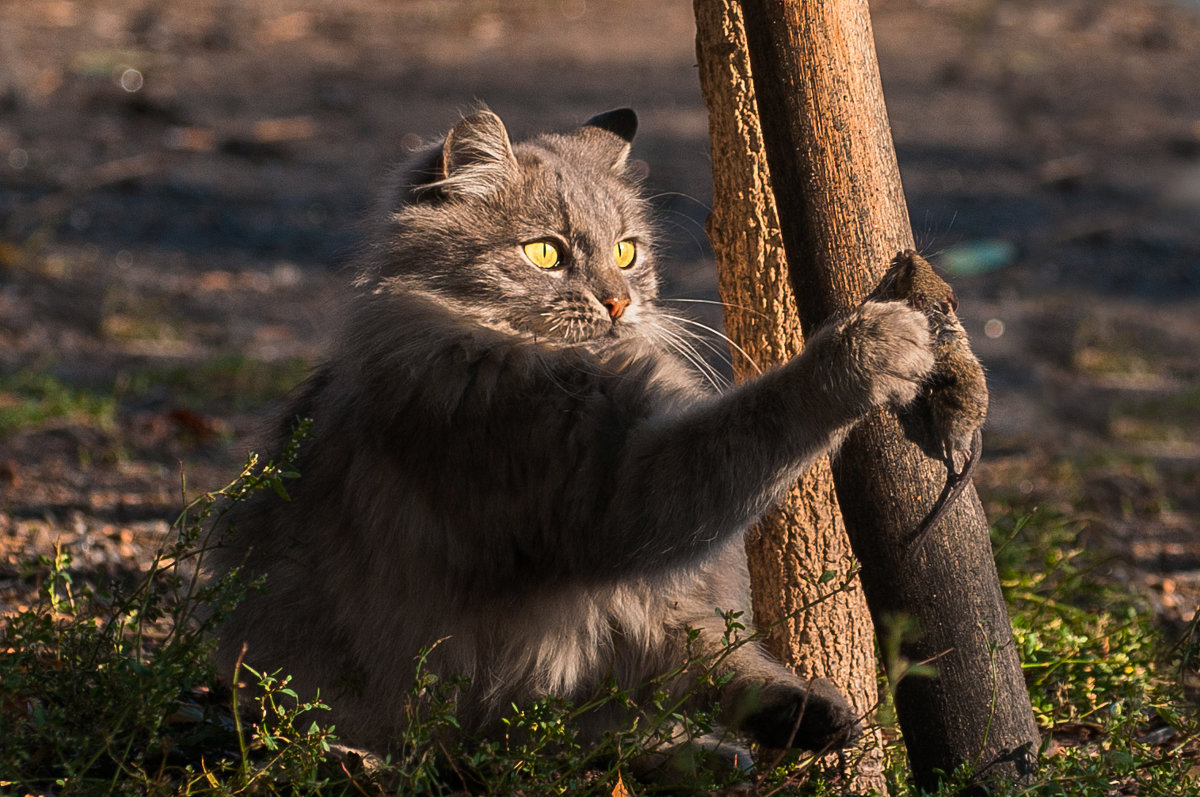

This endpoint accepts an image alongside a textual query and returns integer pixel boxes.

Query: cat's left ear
[579,108,638,169]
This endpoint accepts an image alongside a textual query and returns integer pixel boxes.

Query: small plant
[3,423,1197,794]
[0,421,765,796]
[912,508,1200,797]
[391,610,757,796]
[840,508,1200,797]
[0,423,316,794]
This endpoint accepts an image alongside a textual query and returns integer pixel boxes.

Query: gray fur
[211,108,935,756]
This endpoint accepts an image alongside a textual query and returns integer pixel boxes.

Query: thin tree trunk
[695,2,886,792]
[725,0,1040,790]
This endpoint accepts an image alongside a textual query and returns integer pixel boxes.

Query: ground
[1,0,1198,690]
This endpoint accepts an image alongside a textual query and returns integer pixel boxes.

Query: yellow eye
[522,240,560,269]
[613,239,636,269]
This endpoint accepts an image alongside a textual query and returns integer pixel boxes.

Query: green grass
[118,354,312,413]
[980,510,1199,797]
[1110,383,1200,452]
[0,422,336,796]
[0,370,117,438]
[0,356,309,441]
[1,433,1197,795]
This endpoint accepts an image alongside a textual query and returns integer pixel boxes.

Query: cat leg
[733,672,862,752]
[669,614,863,753]
[610,301,935,570]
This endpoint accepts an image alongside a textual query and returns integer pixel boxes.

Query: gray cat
[211,108,935,766]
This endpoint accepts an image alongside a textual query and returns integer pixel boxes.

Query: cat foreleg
[611,301,935,563]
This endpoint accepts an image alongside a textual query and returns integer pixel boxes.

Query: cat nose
[602,296,630,320]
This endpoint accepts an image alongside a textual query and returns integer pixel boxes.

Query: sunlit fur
[212,109,936,757]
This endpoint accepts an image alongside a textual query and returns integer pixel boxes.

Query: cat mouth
[569,318,624,343]
[510,308,624,343]
[586,313,634,342]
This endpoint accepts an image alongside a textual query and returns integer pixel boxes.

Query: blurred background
[1,0,1198,630]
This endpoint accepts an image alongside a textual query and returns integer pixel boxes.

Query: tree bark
[725,0,1040,791]
[694,1,886,793]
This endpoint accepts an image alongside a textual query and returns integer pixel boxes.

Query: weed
[0,422,751,796]
[977,509,1199,796]
[2,429,1197,795]
[0,424,311,794]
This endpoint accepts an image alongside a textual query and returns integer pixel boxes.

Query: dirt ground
[1,0,1198,645]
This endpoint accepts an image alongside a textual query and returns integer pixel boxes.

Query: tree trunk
[724,0,1040,791]
[694,1,886,793]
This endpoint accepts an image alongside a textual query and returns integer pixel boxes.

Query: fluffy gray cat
[212,108,935,765]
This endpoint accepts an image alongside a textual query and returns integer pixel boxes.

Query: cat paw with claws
[820,300,937,414]
[741,678,863,752]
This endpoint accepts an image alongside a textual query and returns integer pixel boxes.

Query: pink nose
[603,296,630,320]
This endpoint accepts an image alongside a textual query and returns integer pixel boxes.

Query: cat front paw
[836,301,936,411]
[740,678,862,752]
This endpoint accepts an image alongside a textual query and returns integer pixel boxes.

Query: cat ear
[579,108,638,168]
[429,109,519,198]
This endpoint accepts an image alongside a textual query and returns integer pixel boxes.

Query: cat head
[365,108,660,344]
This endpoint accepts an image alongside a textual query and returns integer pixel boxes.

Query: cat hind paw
[741,678,863,752]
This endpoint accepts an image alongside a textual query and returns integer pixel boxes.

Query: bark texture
[727,0,1040,790]
[694,1,886,792]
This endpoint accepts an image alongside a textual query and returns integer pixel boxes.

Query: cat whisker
[677,329,738,374]
[646,191,713,215]
[655,212,709,254]
[660,297,770,321]
[667,334,735,392]
[543,314,566,338]
[650,314,732,384]
[657,315,734,369]
[535,354,591,400]
[659,312,762,376]
[651,321,729,391]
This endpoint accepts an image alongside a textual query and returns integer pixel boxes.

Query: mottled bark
[694,1,886,792]
[724,0,1040,791]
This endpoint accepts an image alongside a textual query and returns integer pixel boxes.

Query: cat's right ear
[408,110,519,202]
